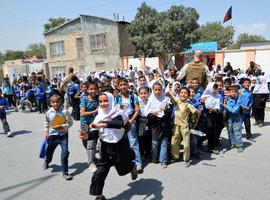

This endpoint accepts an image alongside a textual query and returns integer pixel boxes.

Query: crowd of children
[1,64,270,200]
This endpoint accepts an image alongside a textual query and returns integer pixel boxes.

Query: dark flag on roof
[223,6,232,23]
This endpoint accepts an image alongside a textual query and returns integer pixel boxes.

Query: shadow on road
[109,178,163,200]
[11,130,32,137]
[0,174,56,200]
[50,162,88,177]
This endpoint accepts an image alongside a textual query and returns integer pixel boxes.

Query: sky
[0,0,270,52]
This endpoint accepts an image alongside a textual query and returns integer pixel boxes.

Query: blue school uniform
[225,96,243,148]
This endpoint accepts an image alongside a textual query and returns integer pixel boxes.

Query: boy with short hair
[115,78,142,172]
[34,82,45,113]
[0,89,11,137]
[80,82,99,172]
[43,91,73,180]
[239,78,253,139]
[224,86,244,153]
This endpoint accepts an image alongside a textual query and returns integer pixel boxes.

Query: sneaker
[95,195,106,200]
[6,132,12,137]
[184,160,191,167]
[42,161,49,170]
[161,163,167,169]
[258,123,264,127]
[208,149,219,155]
[89,163,97,173]
[230,144,236,149]
[253,122,259,126]
[237,147,244,153]
[136,165,143,174]
[131,165,138,181]
[63,172,73,181]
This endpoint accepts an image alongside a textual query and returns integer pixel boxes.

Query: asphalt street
[0,110,269,200]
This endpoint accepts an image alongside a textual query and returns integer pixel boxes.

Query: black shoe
[63,172,73,181]
[246,133,253,139]
[95,195,106,200]
[131,166,138,181]
[42,161,48,170]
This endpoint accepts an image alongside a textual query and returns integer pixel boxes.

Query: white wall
[224,51,246,70]
[241,41,270,50]
[255,49,270,74]
[128,57,140,68]
[145,57,159,68]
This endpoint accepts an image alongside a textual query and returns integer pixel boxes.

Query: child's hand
[52,124,64,130]
[160,105,165,111]
[90,123,106,129]
[79,130,88,140]
[152,112,158,118]
[0,106,4,109]
[44,131,49,139]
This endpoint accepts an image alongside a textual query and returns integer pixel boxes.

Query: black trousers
[253,107,265,123]
[37,99,45,113]
[243,113,252,137]
[0,114,10,133]
[215,112,224,145]
[4,94,15,107]
[206,112,218,150]
[90,136,135,196]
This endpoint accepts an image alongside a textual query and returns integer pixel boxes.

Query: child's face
[225,82,230,90]
[189,89,195,99]
[153,84,162,97]
[212,87,218,94]
[50,97,61,110]
[139,89,149,101]
[99,94,109,111]
[128,85,134,92]
[139,77,146,86]
[119,81,128,94]
[148,75,154,81]
[230,89,237,98]
[81,85,88,93]
[173,84,181,93]
[179,89,189,101]
[243,80,251,89]
[191,80,199,89]
[216,81,223,92]
[88,85,98,97]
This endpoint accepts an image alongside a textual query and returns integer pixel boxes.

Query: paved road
[0,110,270,200]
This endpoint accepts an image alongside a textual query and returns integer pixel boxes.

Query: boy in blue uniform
[224,86,244,153]
[0,89,11,137]
[35,82,45,113]
[239,78,253,139]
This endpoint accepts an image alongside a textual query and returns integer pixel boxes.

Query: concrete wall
[224,50,246,69]
[254,49,270,74]
[241,41,270,50]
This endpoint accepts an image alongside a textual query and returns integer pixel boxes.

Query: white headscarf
[93,92,128,143]
[144,81,170,118]
[253,75,270,94]
[201,82,221,110]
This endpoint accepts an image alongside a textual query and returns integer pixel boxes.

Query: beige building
[44,14,133,76]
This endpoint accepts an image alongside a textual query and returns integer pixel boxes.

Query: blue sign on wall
[184,41,218,54]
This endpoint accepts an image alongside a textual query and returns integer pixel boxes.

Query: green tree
[156,5,199,67]
[0,52,4,64]
[229,33,266,49]
[127,3,159,58]
[44,17,69,33]
[25,43,46,58]
[4,50,25,61]
[127,3,199,69]
[196,21,235,49]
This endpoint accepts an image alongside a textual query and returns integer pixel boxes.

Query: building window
[89,33,106,51]
[49,41,65,57]
[50,66,66,76]
[95,61,106,69]
[76,38,84,58]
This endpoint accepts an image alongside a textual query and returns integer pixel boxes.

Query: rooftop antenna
[123,16,125,21]
[113,13,116,21]
[117,13,119,21]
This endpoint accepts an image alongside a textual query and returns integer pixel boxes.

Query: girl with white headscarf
[252,75,270,126]
[144,81,171,169]
[201,82,221,154]
[80,92,138,200]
